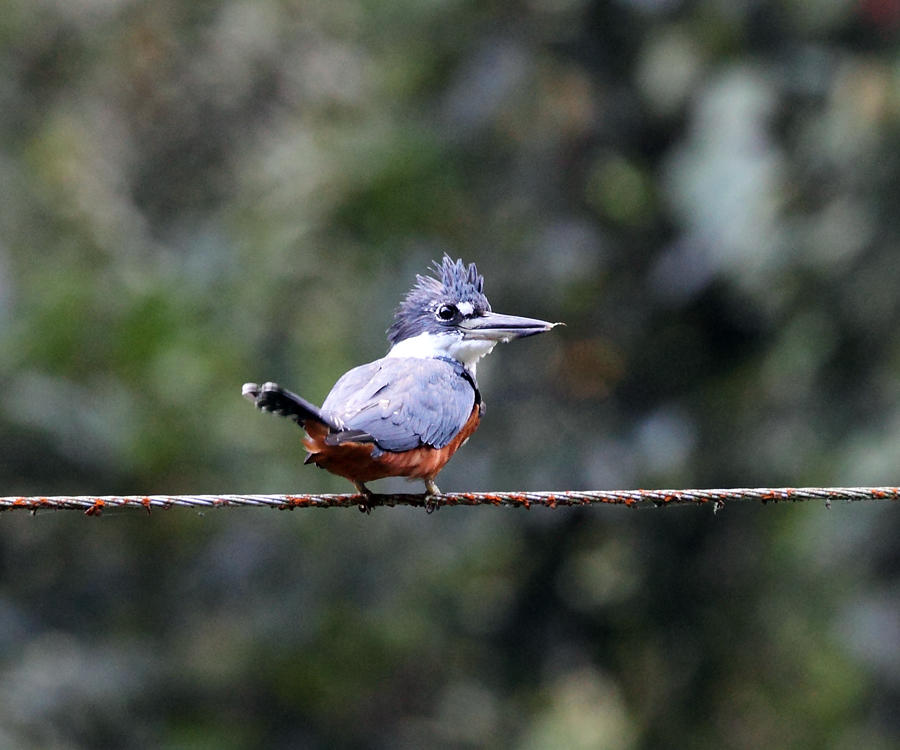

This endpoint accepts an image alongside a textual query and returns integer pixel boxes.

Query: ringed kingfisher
[242,255,560,508]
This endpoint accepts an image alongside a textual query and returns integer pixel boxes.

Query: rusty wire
[0,487,897,515]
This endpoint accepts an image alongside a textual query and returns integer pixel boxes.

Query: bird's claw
[354,482,374,514]
[425,480,441,514]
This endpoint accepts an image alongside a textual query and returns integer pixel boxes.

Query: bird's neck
[386,332,496,374]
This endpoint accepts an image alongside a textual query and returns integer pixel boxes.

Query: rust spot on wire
[84,498,105,516]
[508,493,531,510]
[280,495,317,509]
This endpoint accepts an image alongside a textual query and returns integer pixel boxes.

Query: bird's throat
[386,332,496,373]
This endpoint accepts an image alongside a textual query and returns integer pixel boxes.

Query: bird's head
[386,255,560,371]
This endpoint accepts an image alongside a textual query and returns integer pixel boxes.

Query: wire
[0,487,897,515]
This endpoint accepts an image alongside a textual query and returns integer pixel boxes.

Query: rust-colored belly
[303,405,481,483]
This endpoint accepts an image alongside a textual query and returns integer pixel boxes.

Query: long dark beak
[460,311,562,342]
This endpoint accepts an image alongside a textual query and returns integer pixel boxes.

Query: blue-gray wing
[320,357,476,452]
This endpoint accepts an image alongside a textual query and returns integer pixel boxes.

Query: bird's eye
[436,304,457,321]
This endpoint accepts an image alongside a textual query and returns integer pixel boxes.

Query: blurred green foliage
[1,0,899,747]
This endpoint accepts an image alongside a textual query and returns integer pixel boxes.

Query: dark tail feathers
[242,382,339,430]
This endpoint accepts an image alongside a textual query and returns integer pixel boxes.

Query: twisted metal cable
[0,487,897,515]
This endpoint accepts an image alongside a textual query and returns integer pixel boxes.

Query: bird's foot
[424,479,441,514]
[354,482,374,514]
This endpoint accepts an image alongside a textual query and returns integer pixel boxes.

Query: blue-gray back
[320,357,476,452]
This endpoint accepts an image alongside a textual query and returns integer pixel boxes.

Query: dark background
[2,1,899,747]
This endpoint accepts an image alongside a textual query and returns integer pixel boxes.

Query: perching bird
[243,255,559,508]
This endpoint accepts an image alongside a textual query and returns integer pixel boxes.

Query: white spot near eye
[457,302,474,316]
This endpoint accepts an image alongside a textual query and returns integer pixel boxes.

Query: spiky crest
[387,255,490,344]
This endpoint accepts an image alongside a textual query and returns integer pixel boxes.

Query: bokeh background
[2,0,900,747]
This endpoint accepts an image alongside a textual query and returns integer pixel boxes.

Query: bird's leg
[424,478,441,514]
[353,481,374,514]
